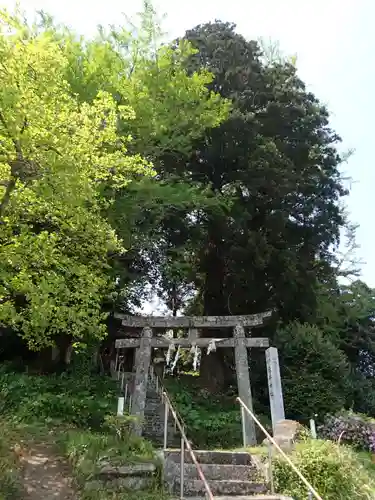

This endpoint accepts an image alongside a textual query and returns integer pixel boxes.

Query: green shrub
[274,439,375,499]
[103,414,139,441]
[0,371,117,429]
[276,322,352,420]
[352,375,375,417]
[164,377,241,448]
[319,410,375,452]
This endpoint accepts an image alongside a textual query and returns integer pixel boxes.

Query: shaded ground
[18,443,76,500]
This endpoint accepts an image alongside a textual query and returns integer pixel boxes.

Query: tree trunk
[199,217,232,391]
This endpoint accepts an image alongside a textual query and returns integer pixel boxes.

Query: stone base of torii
[114,312,285,445]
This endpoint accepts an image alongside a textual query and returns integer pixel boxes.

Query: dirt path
[18,443,77,500]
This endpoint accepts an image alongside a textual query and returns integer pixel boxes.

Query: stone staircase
[120,371,291,499]
[142,383,180,447]
[119,371,179,446]
[163,450,292,499]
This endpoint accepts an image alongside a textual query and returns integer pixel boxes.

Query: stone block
[177,478,268,496]
[164,449,254,466]
[177,463,259,481]
[92,460,158,492]
[98,462,156,477]
[263,419,302,452]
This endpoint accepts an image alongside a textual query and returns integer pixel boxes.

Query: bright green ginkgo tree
[0,5,229,350]
[0,9,152,349]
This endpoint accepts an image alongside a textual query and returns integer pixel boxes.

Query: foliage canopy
[0,6,228,349]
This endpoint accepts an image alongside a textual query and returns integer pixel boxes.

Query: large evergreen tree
[145,21,348,387]
[182,21,346,319]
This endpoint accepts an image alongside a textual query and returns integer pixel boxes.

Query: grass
[0,430,23,500]
[246,445,268,455]
[80,491,170,500]
[164,375,272,449]
[357,451,375,479]
[0,366,166,500]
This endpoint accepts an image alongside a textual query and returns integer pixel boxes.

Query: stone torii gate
[114,312,285,445]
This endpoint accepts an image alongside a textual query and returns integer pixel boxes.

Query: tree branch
[0,110,23,218]
[0,295,11,305]
[0,177,16,218]
[36,144,62,156]
[0,110,23,160]
[20,116,28,135]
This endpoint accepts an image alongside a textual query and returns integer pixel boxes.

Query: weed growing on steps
[58,424,154,476]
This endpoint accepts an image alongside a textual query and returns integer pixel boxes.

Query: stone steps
[183,463,259,481]
[162,449,291,499]
[141,382,180,446]
[120,374,291,499]
[87,462,157,492]
[165,449,253,466]
[174,496,292,500]
[176,479,268,496]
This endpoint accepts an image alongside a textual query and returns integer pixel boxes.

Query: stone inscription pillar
[131,326,152,435]
[233,324,257,446]
[266,346,285,433]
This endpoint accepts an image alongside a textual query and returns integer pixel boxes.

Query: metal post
[309,419,317,439]
[121,371,125,390]
[308,491,313,500]
[129,394,132,412]
[156,375,159,393]
[114,351,119,373]
[164,399,169,450]
[241,406,246,448]
[180,437,185,499]
[117,397,124,416]
[268,441,275,494]
[124,384,128,404]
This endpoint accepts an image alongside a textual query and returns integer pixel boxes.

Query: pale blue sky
[4,0,374,285]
